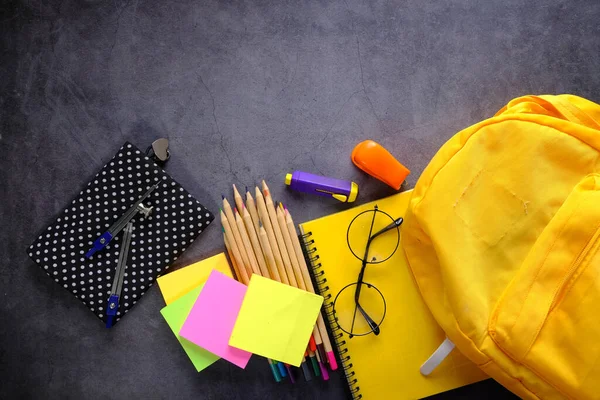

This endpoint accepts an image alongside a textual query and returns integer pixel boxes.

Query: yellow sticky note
[229,274,323,367]
[157,253,232,305]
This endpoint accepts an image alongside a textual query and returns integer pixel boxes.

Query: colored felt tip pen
[284,171,358,203]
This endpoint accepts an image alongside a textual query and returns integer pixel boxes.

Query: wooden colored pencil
[257,222,281,282]
[275,203,302,287]
[309,351,320,377]
[255,187,289,284]
[254,221,302,382]
[285,208,338,371]
[232,184,245,217]
[222,197,251,270]
[232,182,309,380]
[221,210,250,284]
[277,201,319,358]
[224,232,241,282]
[235,209,260,276]
[242,205,270,278]
[226,225,282,383]
[245,188,261,233]
[315,349,329,380]
[306,349,318,377]
[301,355,313,382]
[261,181,295,283]
[276,203,327,373]
[268,358,282,382]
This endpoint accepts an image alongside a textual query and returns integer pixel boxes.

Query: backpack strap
[497,95,600,131]
[550,96,600,130]
[420,337,455,376]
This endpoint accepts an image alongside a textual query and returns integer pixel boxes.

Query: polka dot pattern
[27,142,214,325]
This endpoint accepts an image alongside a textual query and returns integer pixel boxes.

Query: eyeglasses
[332,205,403,338]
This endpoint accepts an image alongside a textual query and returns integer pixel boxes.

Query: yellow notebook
[299,190,487,399]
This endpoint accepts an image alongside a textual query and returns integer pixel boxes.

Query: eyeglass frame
[338,205,403,337]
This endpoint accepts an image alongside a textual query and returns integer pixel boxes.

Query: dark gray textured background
[1,0,598,398]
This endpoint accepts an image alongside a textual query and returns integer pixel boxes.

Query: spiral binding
[300,230,361,400]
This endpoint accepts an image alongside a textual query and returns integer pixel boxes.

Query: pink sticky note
[179,270,252,368]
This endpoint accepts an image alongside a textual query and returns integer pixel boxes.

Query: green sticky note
[160,284,219,371]
[229,274,324,367]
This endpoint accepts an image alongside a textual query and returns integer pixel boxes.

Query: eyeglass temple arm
[355,256,380,334]
[370,217,404,241]
[353,216,403,336]
[357,216,403,275]
[354,270,380,335]
[356,301,380,335]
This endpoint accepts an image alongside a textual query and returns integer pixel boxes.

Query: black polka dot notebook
[27,142,214,326]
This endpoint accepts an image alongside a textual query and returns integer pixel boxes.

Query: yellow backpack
[403,95,600,399]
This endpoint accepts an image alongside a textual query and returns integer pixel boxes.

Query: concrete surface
[2,0,599,398]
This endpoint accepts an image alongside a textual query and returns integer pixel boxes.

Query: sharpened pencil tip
[245,186,248,193]
[221,194,225,200]
[233,184,242,198]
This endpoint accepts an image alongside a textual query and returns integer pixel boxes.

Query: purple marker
[284,171,359,202]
